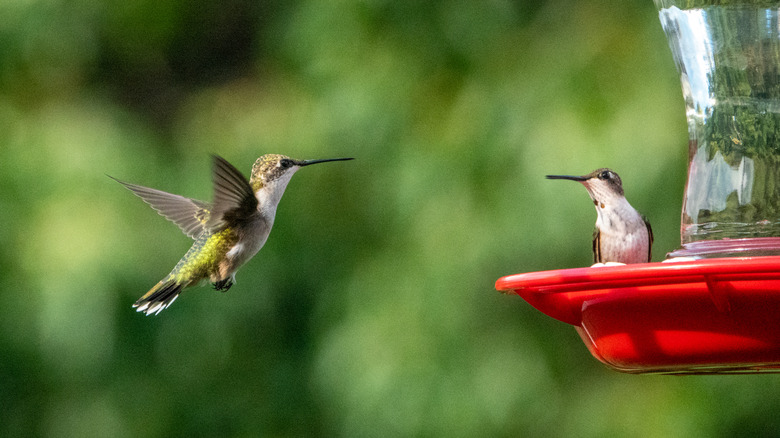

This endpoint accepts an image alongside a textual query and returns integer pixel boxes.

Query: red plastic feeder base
[495,256,780,374]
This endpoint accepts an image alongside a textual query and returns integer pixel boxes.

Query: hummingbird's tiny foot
[214,278,233,292]
[662,257,699,263]
[590,262,626,268]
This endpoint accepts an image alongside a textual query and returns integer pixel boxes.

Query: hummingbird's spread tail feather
[133,280,184,316]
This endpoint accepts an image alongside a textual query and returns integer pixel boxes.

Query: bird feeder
[496,1,780,374]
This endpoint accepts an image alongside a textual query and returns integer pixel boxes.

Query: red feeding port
[495,257,780,374]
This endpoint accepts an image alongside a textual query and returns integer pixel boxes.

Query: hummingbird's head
[250,154,355,192]
[251,154,299,189]
[580,168,624,200]
[546,168,625,207]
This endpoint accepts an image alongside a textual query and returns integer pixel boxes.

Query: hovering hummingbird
[111,154,353,315]
[546,168,653,264]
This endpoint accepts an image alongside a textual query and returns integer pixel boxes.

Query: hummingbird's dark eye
[280,159,293,168]
[599,171,611,180]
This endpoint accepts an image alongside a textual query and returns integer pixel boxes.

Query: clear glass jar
[655,0,780,257]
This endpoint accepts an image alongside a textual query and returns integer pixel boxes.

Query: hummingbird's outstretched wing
[206,155,258,230]
[109,176,210,239]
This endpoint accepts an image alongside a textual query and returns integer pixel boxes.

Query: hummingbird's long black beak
[298,157,354,166]
[546,174,587,181]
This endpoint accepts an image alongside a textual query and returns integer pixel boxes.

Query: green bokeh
[3,0,779,437]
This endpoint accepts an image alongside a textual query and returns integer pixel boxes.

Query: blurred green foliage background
[4,0,780,436]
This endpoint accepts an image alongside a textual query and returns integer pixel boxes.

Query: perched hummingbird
[546,168,653,264]
[111,154,353,315]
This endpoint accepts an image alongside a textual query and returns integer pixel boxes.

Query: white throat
[594,196,643,234]
[255,168,298,222]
